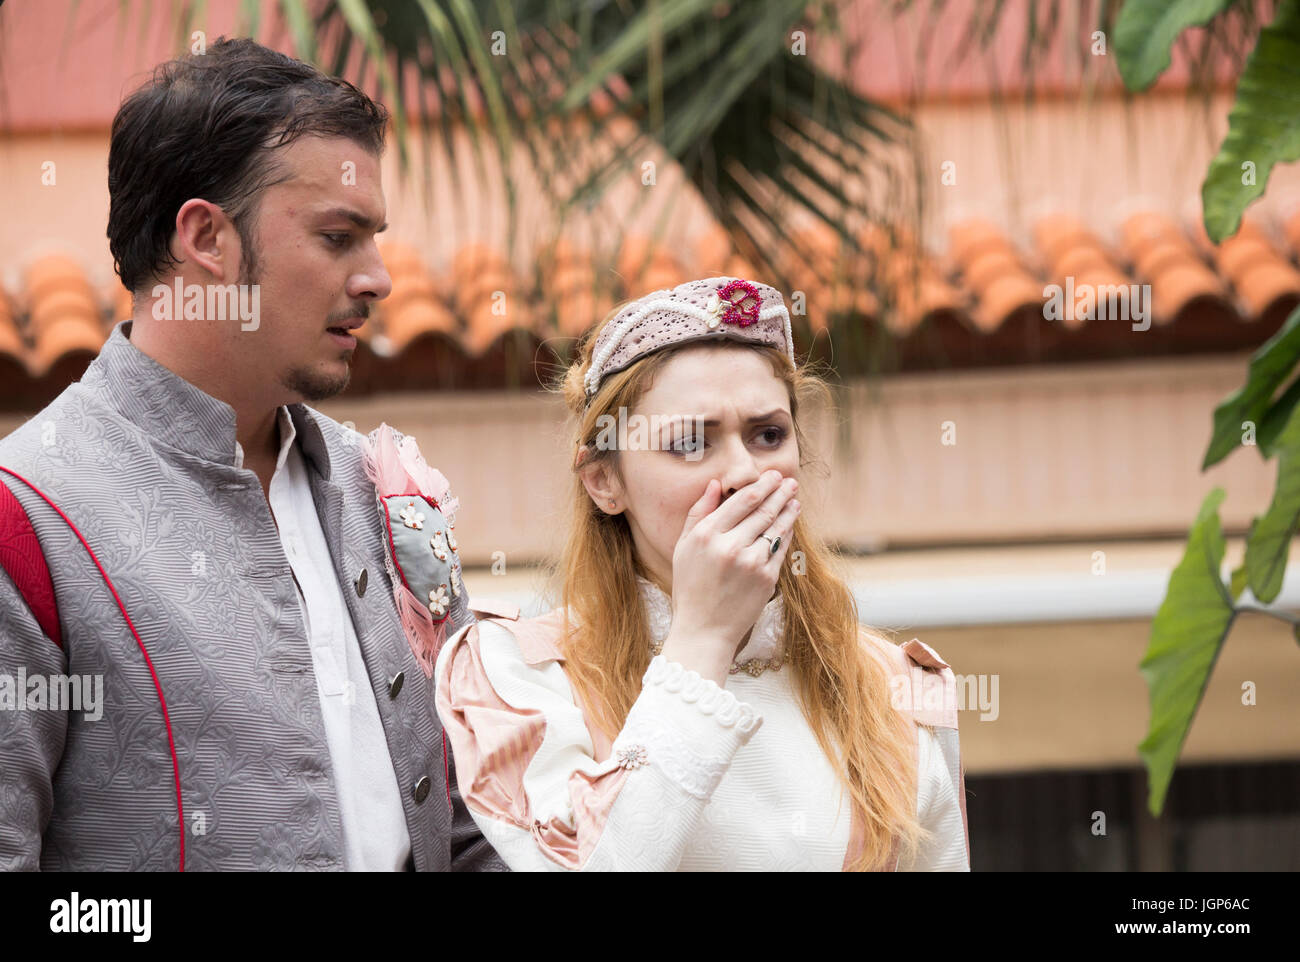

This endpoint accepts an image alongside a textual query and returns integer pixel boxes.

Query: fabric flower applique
[428,584,450,619]
[399,501,425,530]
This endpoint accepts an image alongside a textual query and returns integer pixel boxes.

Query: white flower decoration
[429,531,449,561]
[446,527,458,553]
[428,584,449,618]
[449,565,462,598]
[704,292,723,329]
[399,501,425,530]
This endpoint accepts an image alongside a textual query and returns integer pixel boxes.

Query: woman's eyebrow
[696,409,790,427]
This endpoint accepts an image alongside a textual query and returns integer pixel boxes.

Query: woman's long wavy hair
[550,312,929,871]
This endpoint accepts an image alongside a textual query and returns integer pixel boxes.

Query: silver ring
[760,534,781,555]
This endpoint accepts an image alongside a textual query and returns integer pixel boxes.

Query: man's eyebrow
[316,206,388,232]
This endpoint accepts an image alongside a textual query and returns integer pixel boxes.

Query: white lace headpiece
[584,276,795,399]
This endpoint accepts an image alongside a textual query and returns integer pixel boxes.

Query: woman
[434,276,969,871]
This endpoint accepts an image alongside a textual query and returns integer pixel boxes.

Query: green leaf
[1257,376,1300,456]
[1229,559,1249,600]
[1202,0,1300,242]
[1203,304,1300,469]
[1138,488,1236,816]
[1113,0,1235,91]
[1243,403,1300,602]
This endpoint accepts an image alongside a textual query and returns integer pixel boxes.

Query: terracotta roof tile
[449,243,538,356]
[947,218,1008,268]
[4,208,1299,402]
[1235,261,1300,318]
[975,273,1045,333]
[540,241,617,338]
[1198,220,1300,321]
[1282,210,1300,255]
[0,292,22,367]
[617,236,689,295]
[950,220,1044,332]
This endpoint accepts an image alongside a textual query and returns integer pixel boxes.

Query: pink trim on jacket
[850,633,969,871]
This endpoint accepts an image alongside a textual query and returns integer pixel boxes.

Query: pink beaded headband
[583,276,796,399]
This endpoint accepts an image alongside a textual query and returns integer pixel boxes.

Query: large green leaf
[1138,488,1236,816]
[1257,375,1300,456]
[1203,304,1300,469]
[1113,0,1235,91]
[1243,402,1300,602]
[1202,0,1300,242]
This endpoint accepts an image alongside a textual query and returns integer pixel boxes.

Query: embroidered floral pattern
[429,531,449,561]
[707,279,762,328]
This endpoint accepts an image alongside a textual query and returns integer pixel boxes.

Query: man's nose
[351,247,393,301]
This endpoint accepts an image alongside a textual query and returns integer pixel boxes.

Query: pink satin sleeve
[435,623,631,870]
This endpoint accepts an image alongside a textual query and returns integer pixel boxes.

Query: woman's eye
[669,434,704,455]
[323,233,349,248]
[756,426,787,446]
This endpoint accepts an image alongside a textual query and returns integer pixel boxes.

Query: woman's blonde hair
[550,311,928,870]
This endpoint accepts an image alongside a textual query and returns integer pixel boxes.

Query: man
[0,38,504,870]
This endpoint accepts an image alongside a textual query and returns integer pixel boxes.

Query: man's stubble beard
[238,249,352,404]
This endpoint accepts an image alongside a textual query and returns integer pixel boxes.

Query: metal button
[388,670,405,699]
[413,776,431,803]
[355,567,368,597]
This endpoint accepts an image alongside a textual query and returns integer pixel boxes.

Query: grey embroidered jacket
[0,320,505,871]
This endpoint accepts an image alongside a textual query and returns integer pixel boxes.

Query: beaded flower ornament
[584,276,795,400]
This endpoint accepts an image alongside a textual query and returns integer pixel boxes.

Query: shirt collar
[233,405,296,473]
[83,319,335,480]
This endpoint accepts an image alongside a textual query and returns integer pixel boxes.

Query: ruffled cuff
[613,655,762,800]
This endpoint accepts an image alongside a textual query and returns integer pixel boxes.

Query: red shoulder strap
[0,477,62,648]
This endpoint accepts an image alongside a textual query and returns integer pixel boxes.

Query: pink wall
[1,0,1245,134]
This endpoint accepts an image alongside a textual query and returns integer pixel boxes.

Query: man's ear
[576,445,625,515]
[172,198,238,281]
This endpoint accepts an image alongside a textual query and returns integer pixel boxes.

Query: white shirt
[236,407,412,871]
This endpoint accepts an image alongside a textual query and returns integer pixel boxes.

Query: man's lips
[326,316,366,345]
[327,316,366,333]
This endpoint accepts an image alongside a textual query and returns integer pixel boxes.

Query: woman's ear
[576,446,625,515]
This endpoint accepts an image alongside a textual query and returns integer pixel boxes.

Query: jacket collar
[82,319,334,480]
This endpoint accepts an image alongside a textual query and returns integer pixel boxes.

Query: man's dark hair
[108,37,389,292]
